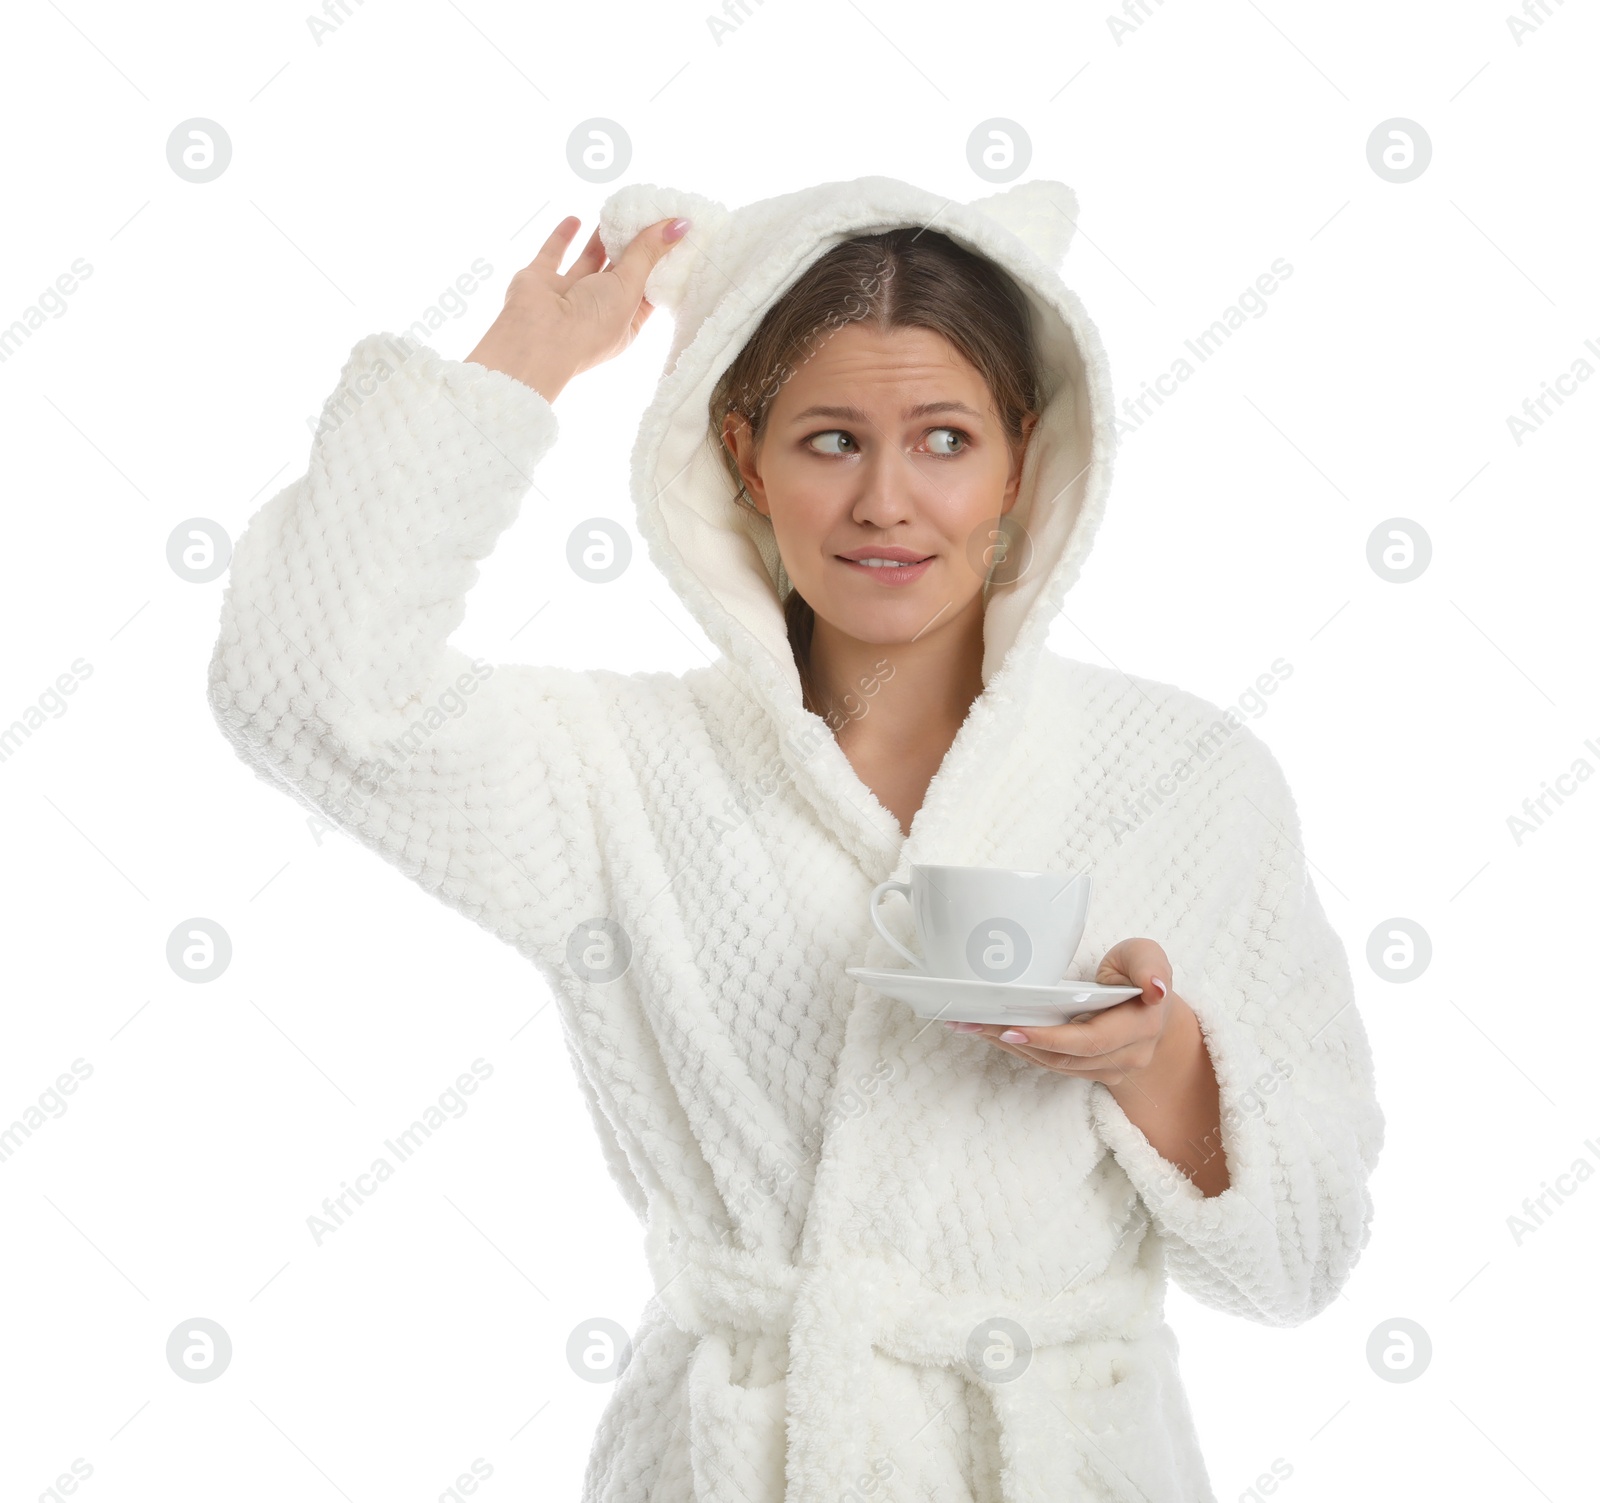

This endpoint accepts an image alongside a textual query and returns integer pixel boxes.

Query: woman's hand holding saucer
[945,937,1181,1086]
[947,937,1231,1194]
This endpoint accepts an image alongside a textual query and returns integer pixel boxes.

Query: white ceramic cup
[868,864,1092,985]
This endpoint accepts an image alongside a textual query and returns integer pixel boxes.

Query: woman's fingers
[1001,1018,1117,1055]
[948,1011,1117,1052]
[532,215,581,273]
[601,217,690,308]
[467,214,687,396]
[948,1002,1154,1059]
[1098,937,1173,999]
[945,941,1178,1083]
[559,224,610,286]
[982,1031,1149,1079]
[947,1020,1090,1052]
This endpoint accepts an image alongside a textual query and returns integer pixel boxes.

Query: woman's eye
[807,430,856,455]
[925,426,967,456]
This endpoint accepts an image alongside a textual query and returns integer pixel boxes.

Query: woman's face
[723,322,1036,649]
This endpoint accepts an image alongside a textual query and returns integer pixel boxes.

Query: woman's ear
[597,182,731,313]
[720,409,767,517]
[965,180,1081,269]
[1000,412,1041,512]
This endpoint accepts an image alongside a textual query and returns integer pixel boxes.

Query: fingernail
[942,1020,958,1029]
[950,1021,984,1032]
[664,217,691,241]
[1152,977,1168,997]
[999,1029,1029,1043]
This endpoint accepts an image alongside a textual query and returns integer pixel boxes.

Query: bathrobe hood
[597,175,1112,857]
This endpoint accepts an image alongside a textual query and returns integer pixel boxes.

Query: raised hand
[466,213,691,403]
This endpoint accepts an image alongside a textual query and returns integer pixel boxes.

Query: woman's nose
[849,452,920,526]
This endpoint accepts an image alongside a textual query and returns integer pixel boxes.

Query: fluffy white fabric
[207,174,1384,1502]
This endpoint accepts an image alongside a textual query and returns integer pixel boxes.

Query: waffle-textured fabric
[207,174,1385,1503]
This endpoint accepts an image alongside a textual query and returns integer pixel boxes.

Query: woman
[208,175,1384,1502]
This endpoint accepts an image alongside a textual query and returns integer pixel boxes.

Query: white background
[2,1,1596,1500]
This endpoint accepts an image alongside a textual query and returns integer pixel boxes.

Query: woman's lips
[835,555,934,585]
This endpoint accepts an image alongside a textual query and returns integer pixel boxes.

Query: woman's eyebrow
[787,400,985,424]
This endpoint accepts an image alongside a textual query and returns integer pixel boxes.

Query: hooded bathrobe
[207,174,1385,1503]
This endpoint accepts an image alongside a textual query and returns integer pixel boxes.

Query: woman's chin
[810,595,946,649]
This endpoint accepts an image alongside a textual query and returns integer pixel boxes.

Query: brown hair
[708,228,1043,717]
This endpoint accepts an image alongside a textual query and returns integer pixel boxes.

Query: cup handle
[869,879,924,970]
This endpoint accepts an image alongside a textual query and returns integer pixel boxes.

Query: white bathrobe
[207,174,1385,1503]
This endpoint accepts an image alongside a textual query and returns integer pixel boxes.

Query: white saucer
[846,966,1144,1027]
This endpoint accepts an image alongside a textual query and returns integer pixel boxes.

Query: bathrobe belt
[643,1218,1166,1502]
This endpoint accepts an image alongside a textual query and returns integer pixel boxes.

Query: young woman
[209,175,1384,1503]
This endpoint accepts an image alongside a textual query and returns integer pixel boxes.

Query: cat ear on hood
[964,179,1081,270]
[597,182,731,312]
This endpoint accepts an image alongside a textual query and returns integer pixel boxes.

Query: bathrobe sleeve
[1088,733,1385,1326]
[207,332,608,966]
